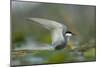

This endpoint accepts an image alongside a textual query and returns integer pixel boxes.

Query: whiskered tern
[15,18,73,50]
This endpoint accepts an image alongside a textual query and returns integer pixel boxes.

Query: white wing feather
[27,18,63,30]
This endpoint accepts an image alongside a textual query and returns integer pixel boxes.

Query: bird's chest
[51,28,67,50]
[52,36,66,50]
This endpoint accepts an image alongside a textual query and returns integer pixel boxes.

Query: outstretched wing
[26,18,67,47]
[27,18,63,30]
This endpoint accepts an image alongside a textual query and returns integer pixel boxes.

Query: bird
[14,18,73,50]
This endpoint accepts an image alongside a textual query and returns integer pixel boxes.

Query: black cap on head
[66,31,72,34]
[65,31,75,35]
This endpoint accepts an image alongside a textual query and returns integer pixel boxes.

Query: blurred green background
[11,1,96,66]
